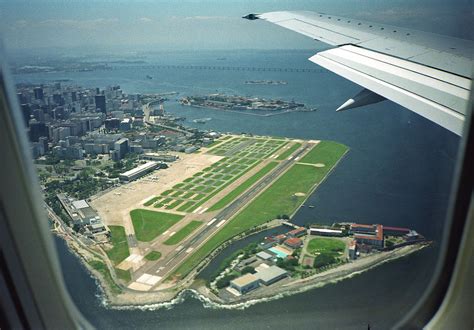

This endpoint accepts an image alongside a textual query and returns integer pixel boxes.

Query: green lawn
[206,139,225,149]
[208,161,279,211]
[166,200,183,209]
[105,226,130,265]
[145,251,162,261]
[88,260,122,294]
[177,201,195,212]
[115,268,131,282]
[171,141,347,278]
[164,221,203,245]
[143,196,159,206]
[130,209,184,242]
[299,141,348,165]
[276,142,302,160]
[307,237,346,256]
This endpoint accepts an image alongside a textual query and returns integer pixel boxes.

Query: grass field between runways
[208,161,279,211]
[171,141,348,279]
[130,209,184,242]
[105,226,130,265]
[164,221,203,245]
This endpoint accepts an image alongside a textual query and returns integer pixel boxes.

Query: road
[136,142,311,285]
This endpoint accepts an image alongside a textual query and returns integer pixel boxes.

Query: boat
[193,118,212,124]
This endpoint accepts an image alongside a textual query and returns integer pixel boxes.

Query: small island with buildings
[244,80,287,85]
[180,93,316,115]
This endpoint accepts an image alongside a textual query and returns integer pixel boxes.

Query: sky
[0,0,472,52]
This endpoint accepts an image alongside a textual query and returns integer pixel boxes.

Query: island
[244,80,287,85]
[180,93,316,115]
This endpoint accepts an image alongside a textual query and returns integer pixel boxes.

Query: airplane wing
[243,11,473,136]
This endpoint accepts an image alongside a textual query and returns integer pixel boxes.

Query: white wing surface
[244,11,473,135]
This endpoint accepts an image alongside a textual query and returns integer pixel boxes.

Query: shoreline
[58,231,428,309]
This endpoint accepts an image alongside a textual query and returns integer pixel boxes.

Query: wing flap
[310,45,467,135]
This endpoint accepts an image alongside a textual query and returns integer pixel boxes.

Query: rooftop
[354,224,384,241]
[351,223,375,229]
[71,200,89,209]
[120,161,158,177]
[256,251,273,260]
[255,265,287,283]
[284,237,302,246]
[310,228,343,233]
[288,227,306,235]
[231,273,259,287]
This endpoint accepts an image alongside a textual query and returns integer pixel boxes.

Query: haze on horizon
[0,0,471,55]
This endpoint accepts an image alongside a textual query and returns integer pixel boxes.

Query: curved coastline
[58,232,428,311]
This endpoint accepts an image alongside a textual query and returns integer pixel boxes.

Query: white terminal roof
[120,161,157,177]
[72,200,89,209]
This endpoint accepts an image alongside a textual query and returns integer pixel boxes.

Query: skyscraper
[34,87,44,100]
[114,138,129,160]
[95,95,106,114]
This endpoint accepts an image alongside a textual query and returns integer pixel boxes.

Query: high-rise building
[21,104,31,127]
[95,95,106,114]
[34,87,44,100]
[29,120,49,142]
[114,138,129,160]
[17,92,27,104]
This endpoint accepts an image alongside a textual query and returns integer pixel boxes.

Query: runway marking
[198,207,208,214]
[137,274,162,286]
[185,247,194,253]
[207,218,217,226]
[294,156,300,161]
[216,219,226,228]
[176,245,184,251]
[163,230,169,235]
[169,231,176,237]
[193,206,202,214]
[287,156,293,160]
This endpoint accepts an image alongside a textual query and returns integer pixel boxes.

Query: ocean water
[16,49,459,329]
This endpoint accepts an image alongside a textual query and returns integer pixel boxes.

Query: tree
[215,274,238,289]
[241,266,255,275]
[313,253,336,268]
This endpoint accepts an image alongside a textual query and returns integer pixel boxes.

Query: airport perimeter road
[140,142,312,284]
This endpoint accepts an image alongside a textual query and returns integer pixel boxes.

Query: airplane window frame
[0,39,472,330]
